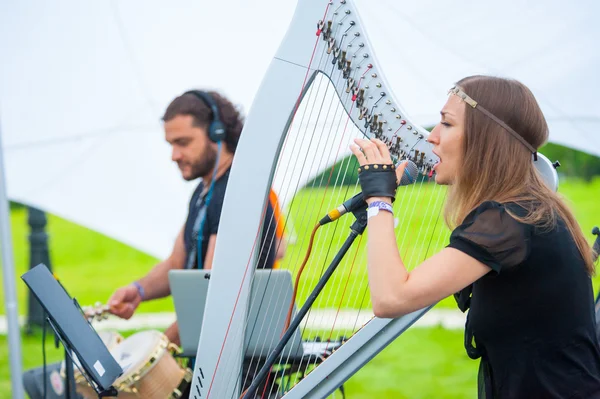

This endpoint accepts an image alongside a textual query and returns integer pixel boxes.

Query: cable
[284,223,321,331]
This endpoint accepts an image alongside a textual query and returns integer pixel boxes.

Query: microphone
[319,160,419,225]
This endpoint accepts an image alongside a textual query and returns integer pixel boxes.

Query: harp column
[191,1,322,397]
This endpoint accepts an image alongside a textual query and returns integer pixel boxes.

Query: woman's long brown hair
[444,75,595,274]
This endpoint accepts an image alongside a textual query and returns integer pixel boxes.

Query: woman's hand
[350,137,408,204]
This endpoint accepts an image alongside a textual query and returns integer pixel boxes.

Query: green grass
[1,327,476,399]
[279,177,600,310]
[1,178,598,397]
[281,181,453,310]
[0,208,170,316]
[1,178,599,316]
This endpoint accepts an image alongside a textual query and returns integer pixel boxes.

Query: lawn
[1,177,599,398]
[1,327,477,399]
[2,178,598,316]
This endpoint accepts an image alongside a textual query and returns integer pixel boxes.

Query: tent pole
[0,111,25,399]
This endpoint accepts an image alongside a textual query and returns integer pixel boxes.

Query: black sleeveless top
[448,201,600,398]
[183,168,276,270]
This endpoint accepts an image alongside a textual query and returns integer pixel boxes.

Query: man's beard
[185,143,218,181]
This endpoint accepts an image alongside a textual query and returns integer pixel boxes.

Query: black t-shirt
[183,168,276,270]
[448,201,600,399]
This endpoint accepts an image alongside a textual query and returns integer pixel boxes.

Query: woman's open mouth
[432,152,441,170]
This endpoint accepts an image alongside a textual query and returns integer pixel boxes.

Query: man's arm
[108,227,187,318]
[202,234,217,270]
[137,227,187,299]
[165,321,181,346]
[275,236,287,261]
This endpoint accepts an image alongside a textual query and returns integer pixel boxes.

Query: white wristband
[367,201,393,219]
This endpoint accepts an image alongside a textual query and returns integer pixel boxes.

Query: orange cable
[284,223,320,331]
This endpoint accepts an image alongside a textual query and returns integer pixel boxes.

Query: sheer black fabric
[448,201,600,398]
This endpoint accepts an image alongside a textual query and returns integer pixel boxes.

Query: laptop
[169,269,304,359]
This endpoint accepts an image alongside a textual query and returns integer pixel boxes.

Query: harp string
[238,73,331,391]
[258,71,364,397]
[272,56,404,385]
[286,184,447,392]
[236,72,329,391]
[290,79,432,399]
[262,59,373,393]
[290,121,448,384]
[400,176,436,260]
[274,49,367,324]
[406,180,445,266]
[293,62,375,317]
[237,32,353,391]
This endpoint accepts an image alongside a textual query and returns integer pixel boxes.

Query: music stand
[21,264,122,398]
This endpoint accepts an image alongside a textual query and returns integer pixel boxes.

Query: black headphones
[184,90,227,143]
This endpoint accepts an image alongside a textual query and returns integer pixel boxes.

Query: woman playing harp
[351,75,600,398]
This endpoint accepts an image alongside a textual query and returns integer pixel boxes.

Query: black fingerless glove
[357,164,398,202]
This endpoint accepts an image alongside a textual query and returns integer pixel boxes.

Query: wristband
[367,201,393,219]
[132,281,145,300]
[358,164,398,202]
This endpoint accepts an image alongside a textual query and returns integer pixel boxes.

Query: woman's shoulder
[450,200,533,272]
[462,200,531,225]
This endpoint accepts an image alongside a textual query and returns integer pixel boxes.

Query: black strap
[185,191,208,269]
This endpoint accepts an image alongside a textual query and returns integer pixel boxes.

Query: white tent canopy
[1,0,599,259]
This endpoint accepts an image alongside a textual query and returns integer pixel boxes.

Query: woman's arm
[365,207,489,318]
[351,138,490,318]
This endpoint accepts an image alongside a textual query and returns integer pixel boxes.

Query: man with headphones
[106,90,281,345]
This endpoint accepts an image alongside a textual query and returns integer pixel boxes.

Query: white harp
[190,1,561,398]
[190,1,438,398]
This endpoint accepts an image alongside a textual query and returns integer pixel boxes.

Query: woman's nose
[427,124,441,145]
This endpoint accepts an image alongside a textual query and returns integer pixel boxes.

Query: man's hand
[165,321,181,347]
[108,285,142,319]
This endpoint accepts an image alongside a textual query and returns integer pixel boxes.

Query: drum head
[98,330,123,349]
[110,330,164,378]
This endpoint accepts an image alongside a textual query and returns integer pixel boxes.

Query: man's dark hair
[162,91,244,153]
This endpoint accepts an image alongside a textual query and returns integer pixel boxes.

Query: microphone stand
[243,207,368,398]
